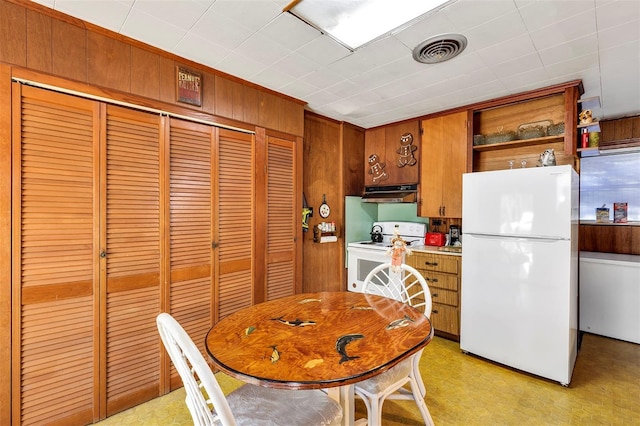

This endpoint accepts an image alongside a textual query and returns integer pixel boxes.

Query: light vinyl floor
[94,333,640,425]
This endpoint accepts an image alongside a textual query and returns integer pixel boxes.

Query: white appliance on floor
[460,165,579,386]
[347,221,426,293]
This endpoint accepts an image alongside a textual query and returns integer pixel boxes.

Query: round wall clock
[319,194,331,218]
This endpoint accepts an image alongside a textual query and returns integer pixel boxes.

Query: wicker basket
[485,130,516,144]
[547,122,565,136]
[517,120,551,140]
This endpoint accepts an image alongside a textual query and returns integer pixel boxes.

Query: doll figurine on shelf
[387,229,412,272]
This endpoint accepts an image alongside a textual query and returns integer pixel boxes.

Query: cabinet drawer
[430,287,458,307]
[410,253,459,274]
[430,303,459,336]
[417,270,458,291]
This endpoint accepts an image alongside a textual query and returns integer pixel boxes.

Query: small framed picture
[176,66,202,106]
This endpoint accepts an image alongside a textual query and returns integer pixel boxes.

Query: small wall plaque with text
[176,66,202,106]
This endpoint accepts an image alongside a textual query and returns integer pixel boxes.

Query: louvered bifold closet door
[266,137,296,300]
[168,118,212,388]
[13,84,100,425]
[102,105,162,415]
[214,129,254,320]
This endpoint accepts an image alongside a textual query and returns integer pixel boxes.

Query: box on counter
[613,203,628,223]
[596,206,610,223]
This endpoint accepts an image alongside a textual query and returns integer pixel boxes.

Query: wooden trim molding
[0,62,12,426]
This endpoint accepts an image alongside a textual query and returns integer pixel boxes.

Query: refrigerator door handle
[468,233,568,242]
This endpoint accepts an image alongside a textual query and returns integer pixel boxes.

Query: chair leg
[410,378,434,426]
[369,396,383,426]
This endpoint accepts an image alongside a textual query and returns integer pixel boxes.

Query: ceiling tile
[235,33,292,66]
[259,13,321,51]
[489,52,544,80]
[55,0,132,33]
[131,0,213,31]
[304,89,343,107]
[302,68,345,91]
[280,79,321,99]
[174,32,231,68]
[463,10,529,50]
[189,7,255,49]
[393,10,458,48]
[295,35,351,66]
[475,33,537,67]
[357,36,413,67]
[596,0,640,29]
[121,8,187,51]
[209,0,282,30]
[269,52,319,79]
[597,20,640,50]
[252,66,295,90]
[518,1,592,32]
[325,51,375,79]
[498,67,550,92]
[538,35,599,66]
[443,0,518,30]
[532,11,597,52]
[215,51,268,81]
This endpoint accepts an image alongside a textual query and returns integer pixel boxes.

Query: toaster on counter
[425,232,446,247]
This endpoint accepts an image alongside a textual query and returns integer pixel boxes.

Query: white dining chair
[354,263,435,426]
[156,313,343,426]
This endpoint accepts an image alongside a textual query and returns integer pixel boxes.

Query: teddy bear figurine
[579,109,593,124]
[396,132,418,167]
[368,153,388,183]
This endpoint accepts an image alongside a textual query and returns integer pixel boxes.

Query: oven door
[347,246,390,292]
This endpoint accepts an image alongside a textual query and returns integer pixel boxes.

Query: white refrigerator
[460,165,579,385]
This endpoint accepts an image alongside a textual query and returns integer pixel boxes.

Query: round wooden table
[205,291,433,425]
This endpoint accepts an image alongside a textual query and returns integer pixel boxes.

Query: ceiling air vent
[412,34,467,64]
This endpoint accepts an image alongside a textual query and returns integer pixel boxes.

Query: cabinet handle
[425,261,438,266]
[432,309,439,314]
[100,250,107,258]
[426,278,439,283]
[432,293,438,298]
[442,205,446,216]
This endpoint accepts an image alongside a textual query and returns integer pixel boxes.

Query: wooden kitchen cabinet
[419,111,469,218]
[364,120,420,186]
[471,81,582,172]
[407,251,461,340]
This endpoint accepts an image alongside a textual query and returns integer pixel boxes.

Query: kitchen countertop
[410,245,462,256]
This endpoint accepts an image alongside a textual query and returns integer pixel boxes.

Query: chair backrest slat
[157,313,237,426]
[362,263,432,318]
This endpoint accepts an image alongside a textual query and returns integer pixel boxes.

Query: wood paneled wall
[579,225,640,255]
[0,1,306,423]
[0,0,305,136]
[0,63,11,426]
[302,113,365,292]
[599,115,640,149]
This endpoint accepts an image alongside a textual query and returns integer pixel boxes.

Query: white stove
[347,221,426,292]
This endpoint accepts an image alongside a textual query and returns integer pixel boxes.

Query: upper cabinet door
[419,111,468,218]
[364,121,420,186]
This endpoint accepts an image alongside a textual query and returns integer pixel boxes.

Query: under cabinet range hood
[361,184,418,203]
